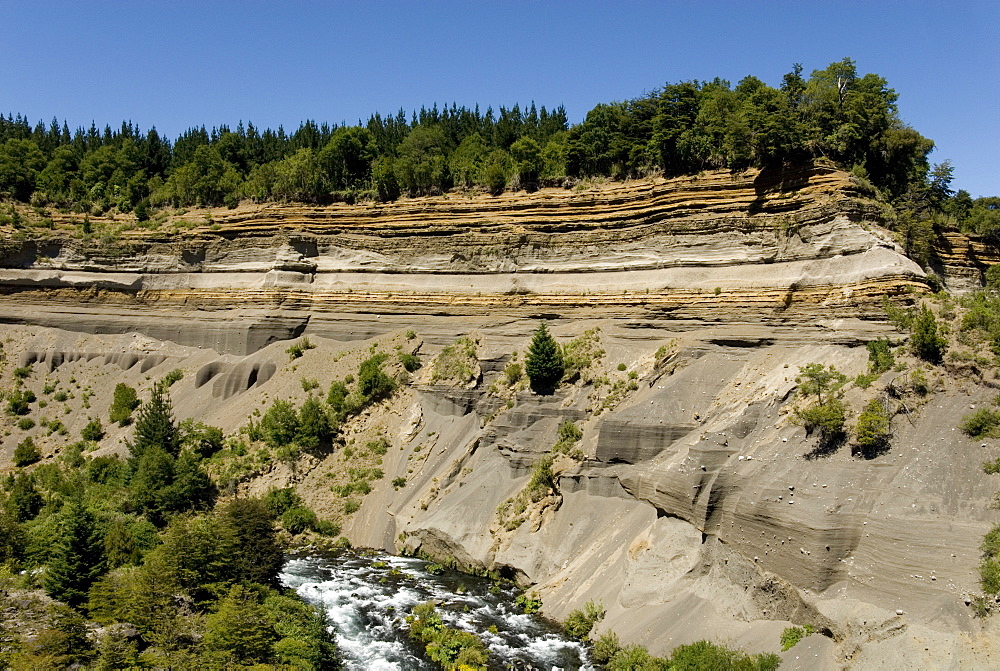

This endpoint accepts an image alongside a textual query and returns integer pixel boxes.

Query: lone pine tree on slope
[526,323,564,394]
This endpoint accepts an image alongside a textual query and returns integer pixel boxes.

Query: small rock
[896,609,905,615]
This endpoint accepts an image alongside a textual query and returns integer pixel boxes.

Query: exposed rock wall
[0,166,926,354]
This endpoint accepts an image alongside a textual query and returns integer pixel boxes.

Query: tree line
[1,58,995,240]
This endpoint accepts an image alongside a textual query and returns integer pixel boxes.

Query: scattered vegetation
[285,337,316,360]
[432,336,478,384]
[563,600,604,640]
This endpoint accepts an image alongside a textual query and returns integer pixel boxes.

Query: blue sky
[1,1,996,196]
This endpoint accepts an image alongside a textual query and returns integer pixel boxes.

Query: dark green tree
[526,323,564,394]
[109,383,140,426]
[43,499,105,608]
[296,396,331,450]
[128,383,179,459]
[911,305,947,362]
[218,498,285,586]
[9,472,44,522]
[14,436,41,467]
[203,584,278,667]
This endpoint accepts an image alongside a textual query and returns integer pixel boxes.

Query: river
[281,551,595,670]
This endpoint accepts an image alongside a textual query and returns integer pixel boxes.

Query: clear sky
[1,0,996,196]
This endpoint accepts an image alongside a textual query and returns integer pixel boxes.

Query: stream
[281,551,595,670]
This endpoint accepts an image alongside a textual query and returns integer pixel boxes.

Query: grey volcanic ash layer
[3,165,1000,668]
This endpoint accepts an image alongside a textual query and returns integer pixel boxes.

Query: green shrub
[780,624,815,651]
[81,419,104,441]
[911,305,947,362]
[312,519,341,537]
[358,352,395,401]
[17,417,35,430]
[53,390,69,402]
[617,362,627,371]
[300,377,320,392]
[798,398,846,439]
[961,408,1000,438]
[263,487,302,517]
[109,383,139,426]
[7,388,36,415]
[327,380,349,412]
[405,329,416,340]
[286,337,316,360]
[855,399,891,450]
[281,507,318,535]
[343,499,360,514]
[866,338,895,374]
[432,336,478,383]
[514,592,542,614]
[399,352,421,372]
[13,365,32,379]
[259,400,300,448]
[526,455,555,502]
[392,477,406,489]
[564,600,604,640]
[161,369,184,387]
[503,361,523,385]
[14,437,40,467]
[592,632,621,664]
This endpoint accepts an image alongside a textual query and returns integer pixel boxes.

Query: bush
[17,417,35,430]
[7,388,36,415]
[53,390,69,402]
[399,352,421,372]
[514,592,542,614]
[13,365,32,379]
[526,323,564,394]
[14,437,41,467]
[259,400,300,448]
[798,398,846,439]
[81,418,104,441]
[358,352,395,401]
[286,337,316,360]
[109,383,139,426]
[780,624,815,651]
[564,600,604,640]
[911,305,947,362]
[503,361,523,385]
[592,632,621,664]
[855,399,891,451]
[866,338,895,374]
[961,408,1000,438]
[392,477,406,489]
[160,368,184,389]
[263,487,302,517]
[432,337,477,383]
[281,506,318,535]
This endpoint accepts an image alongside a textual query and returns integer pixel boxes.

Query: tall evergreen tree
[526,323,564,394]
[44,499,105,607]
[129,382,179,459]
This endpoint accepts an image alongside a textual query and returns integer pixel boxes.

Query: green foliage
[358,352,396,401]
[327,379,350,412]
[16,416,35,430]
[296,395,332,451]
[796,363,847,404]
[866,338,895,375]
[180,420,224,458]
[161,368,184,387]
[504,361,523,385]
[981,524,1000,595]
[592,631,622,664]
[281,506,318,535]
[43,499,106,607]
[128,382,179,459]
[514,592,542,614]
[392,476,407,489]
[286,336,316,360]
[561,327,605,383]
[263,486,302,517]
[527,454,556,502]
[961,408,1000,438]
[798,397,846,440]
[855,399,891,451]
[781,624,815,651]
[6,387,36,415]
[203,584,279,666]
[14,436,40,466]
[13,365,32,379]
[407,601,488,670]
[526,323,564,394]
[259,399,300,448]
[911,305,947,362]
[81,418,104,441]
[564,600,605,640]
[400,351,421,372]
[432,336,478,384]
[108,383,139,426]
[666,639,781,670]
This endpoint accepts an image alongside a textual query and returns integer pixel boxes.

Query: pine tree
[526,323,564,394]
[44,499,105,607]
[129,383,179,459]
[910,305,947,363]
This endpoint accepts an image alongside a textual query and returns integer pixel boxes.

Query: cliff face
[0,165,923,354]
[7,165,998,667]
